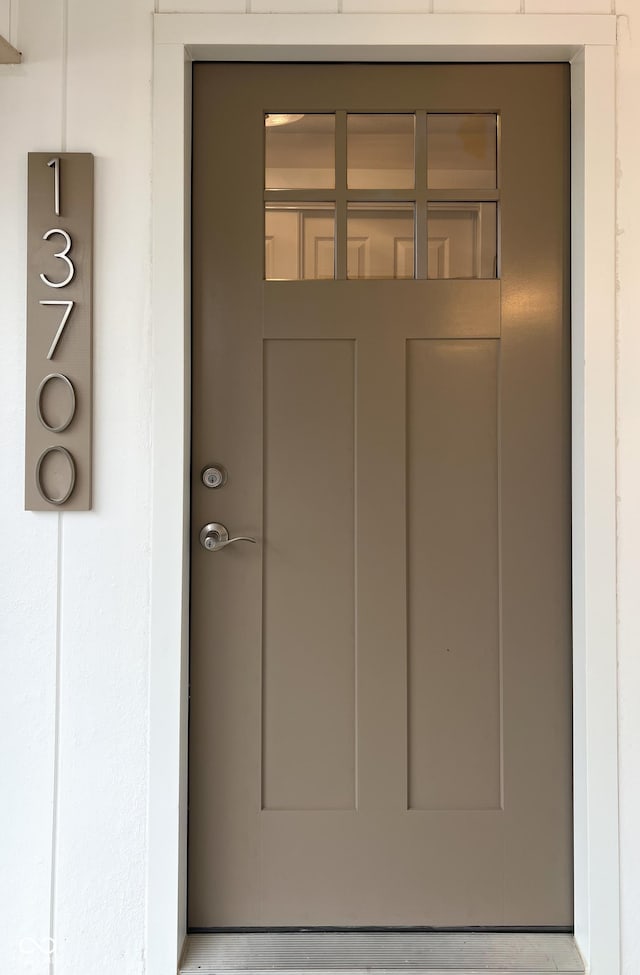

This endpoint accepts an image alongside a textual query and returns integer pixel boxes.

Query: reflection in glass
[427,115,497,189]
[347,115,415,190]
[427,203,497,279]
[265,203,335,280]
[347,204,415,280]
[265,114,335,190]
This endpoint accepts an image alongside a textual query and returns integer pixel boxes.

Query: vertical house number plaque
[25,153,93,510]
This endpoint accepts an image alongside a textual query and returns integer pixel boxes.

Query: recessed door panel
[262,339,356,812]
[407,338,500,812]
[189,63,571,929]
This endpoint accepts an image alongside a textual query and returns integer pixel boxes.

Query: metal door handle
[199,522,257,552]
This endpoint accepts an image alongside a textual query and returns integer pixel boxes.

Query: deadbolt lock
[202,465,227,489]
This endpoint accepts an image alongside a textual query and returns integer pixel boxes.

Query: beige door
[189,64,572,929]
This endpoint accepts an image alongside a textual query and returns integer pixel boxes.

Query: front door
[189,63,572,929]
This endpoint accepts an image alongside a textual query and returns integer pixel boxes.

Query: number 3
[40,228,75,289]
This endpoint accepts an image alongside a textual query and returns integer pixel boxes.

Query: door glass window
[347,204,414,280]
[265,203,336,280]
[347,114,415,190]
[427,114,497,189]
[265,114,335,190]
[427,202,497,280]
[264,111,499,280]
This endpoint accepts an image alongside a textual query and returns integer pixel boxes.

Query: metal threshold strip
[179,932,585,975]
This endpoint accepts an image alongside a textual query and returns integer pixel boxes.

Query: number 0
[36,372,76,433]
[35,445,76,506]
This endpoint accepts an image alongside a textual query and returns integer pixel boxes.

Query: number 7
[39,300,74,360]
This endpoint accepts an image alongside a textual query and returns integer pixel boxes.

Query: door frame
[148,13,619,975]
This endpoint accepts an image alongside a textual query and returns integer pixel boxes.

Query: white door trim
[148,14,619,975]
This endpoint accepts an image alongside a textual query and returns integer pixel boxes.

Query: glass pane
[347,204,414,280]
[427,203,497,279]
[347,115,415,190]
[265,114,335,190]
[265,203,335,280]
[427,114,497,189]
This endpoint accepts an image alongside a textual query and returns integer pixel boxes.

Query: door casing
[148,13,619,975]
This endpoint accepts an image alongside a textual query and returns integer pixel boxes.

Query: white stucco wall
[1,1,637,974]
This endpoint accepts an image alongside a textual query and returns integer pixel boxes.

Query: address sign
[25,153,93,510]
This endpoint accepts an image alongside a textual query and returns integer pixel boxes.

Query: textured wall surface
[1,1,637,974]
[0,1,151,973]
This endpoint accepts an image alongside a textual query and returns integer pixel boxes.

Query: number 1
[39,300,74,359]
[48,157,60,216]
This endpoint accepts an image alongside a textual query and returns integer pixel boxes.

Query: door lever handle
[199,522,257,552]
